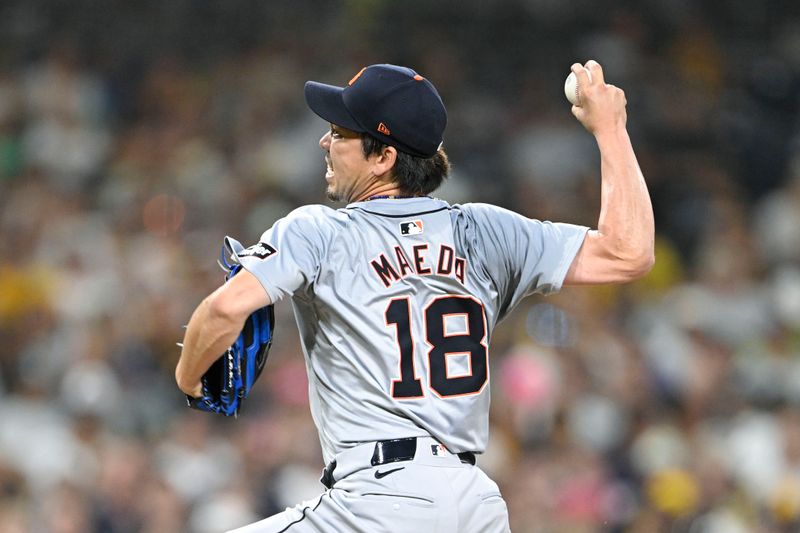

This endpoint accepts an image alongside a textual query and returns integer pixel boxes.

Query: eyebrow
[330,124,359,138]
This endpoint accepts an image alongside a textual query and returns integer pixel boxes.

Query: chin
[326,187,341,202]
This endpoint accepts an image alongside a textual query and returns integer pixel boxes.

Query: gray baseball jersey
[238,196,587,465]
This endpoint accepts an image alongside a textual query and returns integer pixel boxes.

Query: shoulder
[451,202,533,224]
[259,205,350,254]
[450,203,559,253]
[278,204,350,232]
[283,203,341,221]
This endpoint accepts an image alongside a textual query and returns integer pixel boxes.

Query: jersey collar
[345,196,448,215]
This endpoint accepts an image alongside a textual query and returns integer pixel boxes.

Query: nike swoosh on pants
[374,466,405,479]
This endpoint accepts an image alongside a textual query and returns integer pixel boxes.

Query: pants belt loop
[458,451,476,465]
[320,459,336,489]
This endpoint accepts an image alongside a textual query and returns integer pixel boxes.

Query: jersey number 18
[385,296,488,399]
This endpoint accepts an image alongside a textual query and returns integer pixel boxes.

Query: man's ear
[371,145,398,178]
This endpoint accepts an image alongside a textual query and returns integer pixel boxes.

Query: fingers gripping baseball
[569,60,627,135]
[585,60,605,84]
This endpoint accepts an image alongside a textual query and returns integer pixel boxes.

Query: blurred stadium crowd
[1,1,800,531]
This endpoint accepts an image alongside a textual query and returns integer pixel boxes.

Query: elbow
[633,251,655,279]
[603,236,654,282]
[622,248,655,281]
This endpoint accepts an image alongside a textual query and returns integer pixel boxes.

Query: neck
[352,183,409,202]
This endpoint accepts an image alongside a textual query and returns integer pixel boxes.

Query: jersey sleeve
[462,203,588,315]
[236,205,334,303]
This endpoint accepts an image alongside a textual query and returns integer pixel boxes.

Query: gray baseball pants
[227,436,511,533]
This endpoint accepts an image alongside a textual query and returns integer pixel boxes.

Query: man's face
[319,124,372,202]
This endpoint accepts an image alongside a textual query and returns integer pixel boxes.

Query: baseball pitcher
[175,61,654,532]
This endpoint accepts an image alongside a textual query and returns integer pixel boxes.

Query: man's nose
[319,131,331,150]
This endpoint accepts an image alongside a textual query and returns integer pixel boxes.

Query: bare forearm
[595,128,654,264]
[176,271,272,396]
[563,60,655,285]
[175,295,244,396]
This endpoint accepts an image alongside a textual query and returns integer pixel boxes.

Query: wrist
[594,126,629,145]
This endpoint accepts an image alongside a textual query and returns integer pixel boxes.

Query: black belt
[321,437,476,489]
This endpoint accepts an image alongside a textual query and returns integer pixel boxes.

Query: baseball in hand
[564,69,592,106]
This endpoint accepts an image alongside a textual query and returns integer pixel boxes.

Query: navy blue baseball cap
[304,64,447,158]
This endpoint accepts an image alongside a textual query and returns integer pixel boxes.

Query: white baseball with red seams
[564,68,593,106]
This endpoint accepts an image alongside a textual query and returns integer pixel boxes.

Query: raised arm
[564,60,655,285]
[175,269,271,397]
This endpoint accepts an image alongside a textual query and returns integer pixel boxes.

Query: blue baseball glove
[186,237,274,417]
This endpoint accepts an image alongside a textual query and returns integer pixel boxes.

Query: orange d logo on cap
[348,67,366,86]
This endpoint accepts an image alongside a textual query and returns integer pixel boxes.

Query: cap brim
[304,81,363,132]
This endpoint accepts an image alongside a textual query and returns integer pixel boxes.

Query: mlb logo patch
[238,242,278,260]
[431,444,448,457]
[400,220,424,236]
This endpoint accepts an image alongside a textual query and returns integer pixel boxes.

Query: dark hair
[361,135,450,196]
